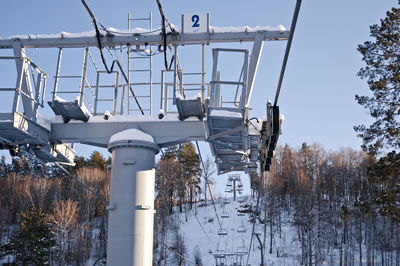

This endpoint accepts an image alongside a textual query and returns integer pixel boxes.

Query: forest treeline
[0,152,110,265]
[0,142,207,265]
[0,142,399,265]
[252,143,400,265]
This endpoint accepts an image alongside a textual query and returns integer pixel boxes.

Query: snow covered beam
[0,26,289,49]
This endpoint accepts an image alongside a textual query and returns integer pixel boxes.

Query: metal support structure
[79,47,89,107]
[0,12,300,265]
[53,48,63,102]
[173,45,178,104]
[107,129,159,266]
[12,42,35,120]
[0,29,289,49]
[228,174,241,201]
[127,12,153,115]
[246,32,264,108]
[254,233,264,266]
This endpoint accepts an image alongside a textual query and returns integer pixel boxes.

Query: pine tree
[177,143,202,210]
[355,1,400,155]
[0,206,56,265]
[74,155,88,169]
[368,151,400,220]
[356,1,400,222]
[162,145,179,160]
[88,151,107,171]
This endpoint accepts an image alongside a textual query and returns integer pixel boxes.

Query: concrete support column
[107,129,159,266]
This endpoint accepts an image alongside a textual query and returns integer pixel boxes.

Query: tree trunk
[269,217,273,254]
[189,187,193,209]
[308,231,312,266]
[359,217,362,266]
[204,179,207,207]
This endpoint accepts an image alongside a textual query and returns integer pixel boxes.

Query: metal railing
[210,48,249,109]
[50,47,95,114]
[0,56,47,121]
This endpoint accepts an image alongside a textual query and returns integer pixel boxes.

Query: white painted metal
[0,29,289,49]
[107,129,159,266]
[12,42,35,120]
[79,47,89,107]
[50,115,206,147]
[52,48,62,102]
[127,13,153,115]
[0,16,293,266]
[133,170,156,266]
[246,32,264,108]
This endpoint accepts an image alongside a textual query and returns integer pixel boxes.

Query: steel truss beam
[50,115,206,148]
[0,29,289,49]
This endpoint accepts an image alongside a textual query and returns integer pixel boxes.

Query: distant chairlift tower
[227,174,242,201]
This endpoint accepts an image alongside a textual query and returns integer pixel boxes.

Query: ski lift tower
[228,174,242,201]
[0,4,301,264]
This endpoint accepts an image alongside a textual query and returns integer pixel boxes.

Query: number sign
[182,13,208,33]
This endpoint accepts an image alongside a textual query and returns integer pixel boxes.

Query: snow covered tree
[0,206,56,265]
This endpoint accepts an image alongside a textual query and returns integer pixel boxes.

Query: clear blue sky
[0,0,397,195]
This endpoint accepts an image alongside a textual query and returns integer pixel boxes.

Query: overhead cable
[273,0,303,106]
[80,0,112,74]
[155,0,175,70]
[195,141,223,230]
[246,170,264,265]
[195,141,231,252]
[159,149,215,247]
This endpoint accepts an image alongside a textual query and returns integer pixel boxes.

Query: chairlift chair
[218,228,228,235]
[224,188,233,193]
[221,211,229,218]
[237,226,246,233]
[237,246,248,255]
[237,210,245,216]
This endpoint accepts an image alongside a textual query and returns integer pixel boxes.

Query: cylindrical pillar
[107,129,159,266]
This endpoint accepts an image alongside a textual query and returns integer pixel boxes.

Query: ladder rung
[129,69,150,72]
[129,96,150,98]
[86,85,119,88]
[210,80,246,86]
[53,75,81,78]
[97,71,118,74]
[181,72,204,76]
[96,99,114,102]
[129,18,151,21]
[181,88,202,91]
[129,56,149,59]
[52,91,80,94]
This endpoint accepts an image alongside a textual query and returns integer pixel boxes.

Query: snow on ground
[176,195,302,266]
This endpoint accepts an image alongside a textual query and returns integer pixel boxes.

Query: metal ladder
[127,12,153,115]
